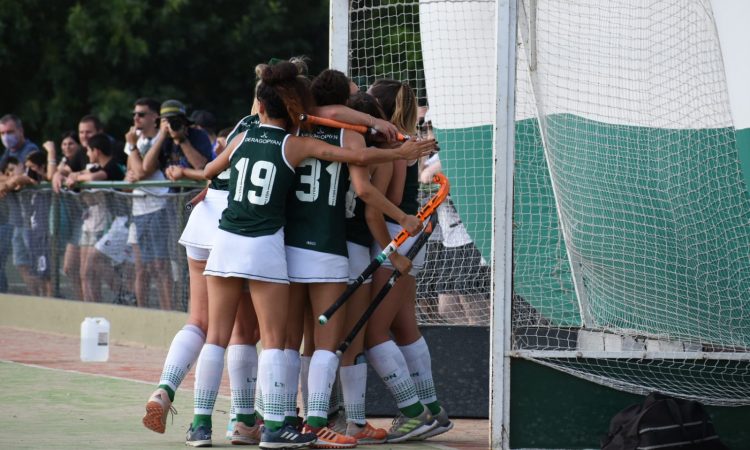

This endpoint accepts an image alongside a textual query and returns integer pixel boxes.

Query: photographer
[142,99,213,180]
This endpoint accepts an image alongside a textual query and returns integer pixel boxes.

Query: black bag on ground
[601,392,729,450]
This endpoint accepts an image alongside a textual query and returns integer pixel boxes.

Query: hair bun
[261,61,299,85]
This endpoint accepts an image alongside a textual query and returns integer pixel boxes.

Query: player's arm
[286,135,435,168]
[345,131,422,236]
[203,132,244,179]
[314,104,398,141]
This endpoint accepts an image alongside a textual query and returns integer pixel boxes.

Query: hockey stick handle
[185,186,208,212]
[336,216,437,356]
[299,114,409,142]
[317,174,450,325]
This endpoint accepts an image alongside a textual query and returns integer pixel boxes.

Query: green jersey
[285,126,349,256]
[345,188,372,247]
[386,161,419,224]
[218,124,296,237]
[210,114,260,191]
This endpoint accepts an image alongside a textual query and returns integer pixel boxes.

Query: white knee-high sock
[159,324,206,392]
[399,337,438,404]
[366,340,420,409]
[193,344,225,416]
[259,349,287,426]
[228,344,258,417]
[306,350,338,422]
[299,355,312,416]
[340,362,368,425]
[284,349,301,418]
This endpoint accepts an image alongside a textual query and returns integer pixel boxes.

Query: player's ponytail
[256,61,313,131]
[368,79,418,135]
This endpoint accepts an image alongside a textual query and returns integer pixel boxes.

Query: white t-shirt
[127,133,168,216]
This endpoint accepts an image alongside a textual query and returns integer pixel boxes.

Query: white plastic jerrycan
[80,317,110,362]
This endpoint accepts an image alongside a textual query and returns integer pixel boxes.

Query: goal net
[343,0,750,406]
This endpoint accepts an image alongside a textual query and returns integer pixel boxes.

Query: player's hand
[395,138,436,161]
[372,118,398,142]
[390,253,413,275]
[399,214,423,236]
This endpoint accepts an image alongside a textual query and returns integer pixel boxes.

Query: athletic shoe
[386,408,436,443]
[186,424,212,447]
[302,424,357,449]
[142,388,176,434]
[226,417,236,440]
[259,423,317,449]
[328,410,347,434]
[345,422,387,445]
[410,406,454,440]
[230,420,262,445]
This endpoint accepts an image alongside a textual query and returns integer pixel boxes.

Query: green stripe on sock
[237,413,255,427]
[158,384,176,402]
[307,415,327,428]
[426,401,441,415]
[264,419,283,431]
[192,414,211,429]
[400,401,424,418]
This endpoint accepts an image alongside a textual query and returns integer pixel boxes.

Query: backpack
[601,392,729,450]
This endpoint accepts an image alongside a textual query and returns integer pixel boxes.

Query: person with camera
[124,97,174,310]
[142,100,214,183]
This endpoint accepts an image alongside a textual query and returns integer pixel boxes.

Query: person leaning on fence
[142,100,214,182]
[62,133,125,303]
[0,114,41,295]
[49,131,89,300]
[124,97,173,310]
[0,150,53,297]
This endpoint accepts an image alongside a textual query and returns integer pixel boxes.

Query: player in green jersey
[192,62,436,450]
[363,79,453,442]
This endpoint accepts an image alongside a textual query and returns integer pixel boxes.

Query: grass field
[0,326,487,449]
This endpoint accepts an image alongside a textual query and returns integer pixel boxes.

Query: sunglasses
[132,111,148,118]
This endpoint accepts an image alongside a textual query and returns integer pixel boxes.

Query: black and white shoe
[259,423,317,449]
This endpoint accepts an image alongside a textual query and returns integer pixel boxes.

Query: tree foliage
[0,0,328,141]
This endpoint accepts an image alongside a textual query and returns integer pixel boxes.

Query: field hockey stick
[318,172,450,325]
[336,215,438,356]
[299,114,410,142]
[184,186,208,211]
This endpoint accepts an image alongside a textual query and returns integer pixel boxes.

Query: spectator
[0,114,39,181]
[0,114,40,294]
[61,133,125,302]
[142,100,213,181]
[49,131,88,300]
[78,114,127,168]
[0,151,52,296]
[124,97,173,310]
[188,109,219,154]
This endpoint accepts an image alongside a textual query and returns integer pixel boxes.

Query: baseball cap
[159,99,188,118]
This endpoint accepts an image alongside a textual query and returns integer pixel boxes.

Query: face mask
[1,133,19,150]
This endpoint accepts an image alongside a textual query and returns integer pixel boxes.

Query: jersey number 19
[233,157,277,206]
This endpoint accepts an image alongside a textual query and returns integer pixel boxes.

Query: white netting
[349,0,494,326]
[344,0,750,405]
[514,0,750,406]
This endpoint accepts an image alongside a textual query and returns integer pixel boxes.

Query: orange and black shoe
[302,424,358,449]
[346,422,387,445]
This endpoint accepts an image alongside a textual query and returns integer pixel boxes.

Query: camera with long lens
[167,116,185,132]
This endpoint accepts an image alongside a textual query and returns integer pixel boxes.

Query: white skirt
[370,222,426,277]
[346,241,373,285]
[286,246,348,283]
[179,188,228,250]
[204,228,288,284]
